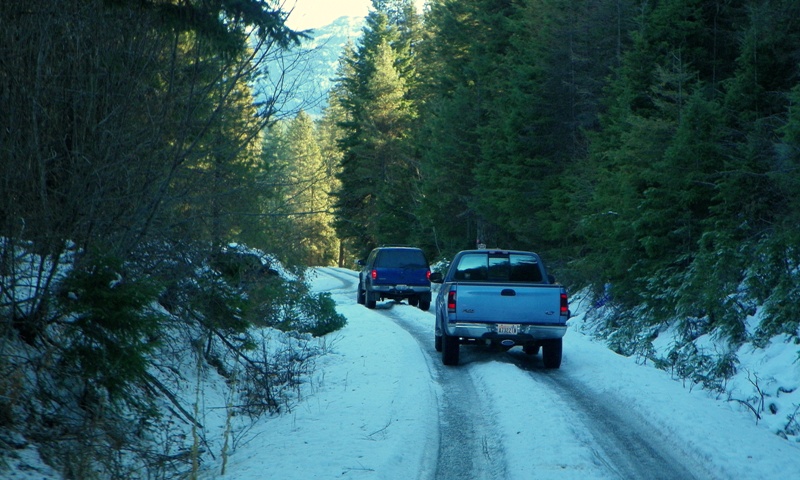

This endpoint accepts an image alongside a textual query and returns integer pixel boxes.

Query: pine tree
[718,0,800,342]
[261,112,338,266]
[331,1,419,256]
[579,0,729,310]
[412,0,511,254]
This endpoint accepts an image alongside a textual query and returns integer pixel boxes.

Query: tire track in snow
[512,355,714,480]
[312,267,358,294]
[380,304,508,480]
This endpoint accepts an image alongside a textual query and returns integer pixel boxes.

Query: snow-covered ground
[197,267,800,479]
[8,265,800,479]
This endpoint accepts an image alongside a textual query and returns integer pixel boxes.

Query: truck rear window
[453,253,543,282]
[376,249,428,268]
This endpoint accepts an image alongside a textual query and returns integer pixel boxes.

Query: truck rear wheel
[442,331,460,366]
[523,343,540,355]
[365,291,376,309]
[542,338,562,369]
[418,299,430,311]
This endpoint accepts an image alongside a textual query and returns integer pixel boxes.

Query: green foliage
[662,342,738,394]
[107,0,304,52]
[325,0,800,401]
[57,256,164,399]
[299,292,348,337]
[395,0,800,385]
[675,232,750,344]
[746,236,800,345]
[207,248,346,337]
[247,276,346,337]
[1,0,331,475]
[195,269,252,336]
[601,306,660,360]
[331,2,421,255]
[261,112,340,267]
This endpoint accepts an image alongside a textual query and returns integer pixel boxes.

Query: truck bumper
[445,322,567,341]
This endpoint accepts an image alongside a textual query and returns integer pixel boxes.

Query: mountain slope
[259,16,365,118]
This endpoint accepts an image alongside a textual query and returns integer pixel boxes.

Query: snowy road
[213,267,800,479]
[314,267,715,480]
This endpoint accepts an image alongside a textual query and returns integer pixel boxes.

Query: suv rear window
[376,249,428,268]
[454,253,543,282]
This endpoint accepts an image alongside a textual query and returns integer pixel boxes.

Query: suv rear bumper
[370,284,431,300]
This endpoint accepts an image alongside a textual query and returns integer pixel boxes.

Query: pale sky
[283,0,373,31]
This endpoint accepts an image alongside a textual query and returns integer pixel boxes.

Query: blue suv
[357,246,432,310]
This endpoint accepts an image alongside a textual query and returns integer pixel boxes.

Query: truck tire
[442,331,460,366]
[408,296,419,306]
[418,299,430,311]
[523,343,540,355]
[542,338,562,369]
[434,334,442,352]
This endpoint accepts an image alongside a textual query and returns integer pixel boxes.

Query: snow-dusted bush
[0,241,346,479]
[575,287,800,443]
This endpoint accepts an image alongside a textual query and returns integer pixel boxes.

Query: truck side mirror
[547,274,556,284]
[429,272,443,283]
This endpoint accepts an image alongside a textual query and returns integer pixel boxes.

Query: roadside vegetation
[0,0,344,476]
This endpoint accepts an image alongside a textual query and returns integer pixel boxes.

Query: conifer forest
[327,0,800,355]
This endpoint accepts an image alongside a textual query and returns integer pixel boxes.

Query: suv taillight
[447,288,456,313]
[371,269,378,280]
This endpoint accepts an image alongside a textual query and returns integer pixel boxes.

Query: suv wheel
[365,290,376,309]
[356,282,365,305]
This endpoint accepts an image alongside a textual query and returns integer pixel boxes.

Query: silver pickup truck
[430,249,569,368]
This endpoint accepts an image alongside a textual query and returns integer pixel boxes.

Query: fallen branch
[729,397,762,423]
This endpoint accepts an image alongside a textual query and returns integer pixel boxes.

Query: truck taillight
[560,292,569,316]
[447,289,456,312]
[371,269,377,280]
[426,270,431,281]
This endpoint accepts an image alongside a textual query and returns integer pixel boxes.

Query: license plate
[395,284,409,291]
[497,324,520,335]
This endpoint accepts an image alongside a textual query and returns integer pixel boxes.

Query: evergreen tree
[474,0,625,254]
[332,1,419,256]
[718,0,800,342]
[412,0,508,255]
[316,89,347,266]
[262,112,338,267]
[580,0,734,292]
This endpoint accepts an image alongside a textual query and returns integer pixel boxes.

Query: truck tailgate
[455,284,564,325]
[375,267,428,286]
